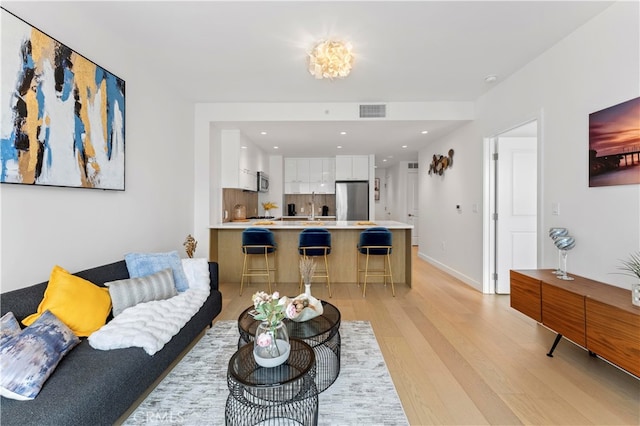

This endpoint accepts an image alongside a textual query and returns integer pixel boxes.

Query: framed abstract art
[1,8,125,190]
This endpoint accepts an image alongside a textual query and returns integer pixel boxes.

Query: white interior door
[496,136,537,293]
[406,170,419,245]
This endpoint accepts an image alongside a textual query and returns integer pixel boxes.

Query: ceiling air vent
[408,162,419,169]
[359,104,386,118]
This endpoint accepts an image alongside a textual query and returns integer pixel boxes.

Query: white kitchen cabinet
[284,158,310,194]
[296,158,310,183]
[310,158,335,193]
[335,155,369,180]
[285,157,334,194]
[221,129,259,191]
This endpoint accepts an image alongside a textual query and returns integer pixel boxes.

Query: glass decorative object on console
[632,283,640,307]
[549,228,569,275]
[554,235,576,280]
[616,251,640,307]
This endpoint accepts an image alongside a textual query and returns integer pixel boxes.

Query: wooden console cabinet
[510,269,640,378]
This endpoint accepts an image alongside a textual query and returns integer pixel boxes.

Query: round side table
[226,338,318,426]
[238,300,341,392]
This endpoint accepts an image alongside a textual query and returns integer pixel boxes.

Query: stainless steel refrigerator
[335,181,369,221]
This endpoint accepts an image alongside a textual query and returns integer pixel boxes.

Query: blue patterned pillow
[0,312,21,343]
[125,251,190,292]
[0,310,80,400]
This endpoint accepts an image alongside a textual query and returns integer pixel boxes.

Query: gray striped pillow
[105,268,177,316]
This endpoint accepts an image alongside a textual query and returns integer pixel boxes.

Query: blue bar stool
[298,228,332,297]
[357,227,395,297]
[240,228,277,295]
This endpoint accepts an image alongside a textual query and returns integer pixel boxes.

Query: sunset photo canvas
[588,96,640,187]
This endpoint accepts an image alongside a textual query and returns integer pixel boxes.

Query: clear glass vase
[632,283,640,307]
[557,249,574,281]
[253,321,290,368]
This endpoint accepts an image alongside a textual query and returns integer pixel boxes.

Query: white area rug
[124,320,408,425]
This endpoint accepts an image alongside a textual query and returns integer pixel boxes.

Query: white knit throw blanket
[88,289,209,355]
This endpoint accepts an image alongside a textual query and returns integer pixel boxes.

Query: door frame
[406,169,419,245]
[482,113,545,294]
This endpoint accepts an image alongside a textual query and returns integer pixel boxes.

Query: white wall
[419,2,640,290]
[419,121,484,288]
[0,4,195,291]
[374,168,387,220]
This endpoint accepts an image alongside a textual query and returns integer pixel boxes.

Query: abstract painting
[588,96,640,187]
[1,8,125,190]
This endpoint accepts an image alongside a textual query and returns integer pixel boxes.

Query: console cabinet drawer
[586,298,640,377]
[510,271,542,322]
[541,283,586,347]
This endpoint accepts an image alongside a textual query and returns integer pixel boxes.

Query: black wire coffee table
[238,300,341,393]
[226,338,318,426]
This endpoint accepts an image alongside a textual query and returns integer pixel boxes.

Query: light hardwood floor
[214,248,640,425]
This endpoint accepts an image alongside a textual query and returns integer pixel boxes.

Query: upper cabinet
[335,155,369,180]
[285,157,335,194]
[284,158,310,194]
[221,129,264,191]
[310,158,335,193]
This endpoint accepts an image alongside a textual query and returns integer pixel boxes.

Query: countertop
[280,215,336,219]
[212,220,413,229]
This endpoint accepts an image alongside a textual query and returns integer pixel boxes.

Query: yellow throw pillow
[22,265,112,337]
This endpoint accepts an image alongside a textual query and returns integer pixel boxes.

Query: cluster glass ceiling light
[308,39,354,80]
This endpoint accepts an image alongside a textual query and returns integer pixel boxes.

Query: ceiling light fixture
[340,131,347,135]
[260,131,267,135]
[308,39,354,80]
[421,130,429,134]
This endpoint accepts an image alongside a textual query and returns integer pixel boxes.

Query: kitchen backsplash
[221,189,337,221]
[222,188,259,222]
[284,194,336,217]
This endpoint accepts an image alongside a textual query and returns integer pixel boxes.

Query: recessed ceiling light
[421,130,429,134]
[484,74,498,84]
[401,145,408,148]
[260,131,267,135]
[273,146,279,149]
[340,131,347,135]
[383,159,387,162]
[337,145,343,149]
[241,145,247,149]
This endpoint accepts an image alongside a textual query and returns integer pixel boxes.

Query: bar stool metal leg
[240,251,249,296]
[360,246,394,298]
[386,251,395,296]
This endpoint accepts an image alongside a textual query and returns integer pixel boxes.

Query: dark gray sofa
[0,260,222,426]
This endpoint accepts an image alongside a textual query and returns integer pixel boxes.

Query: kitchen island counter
[209,221,412,289]
[213,220,411,229]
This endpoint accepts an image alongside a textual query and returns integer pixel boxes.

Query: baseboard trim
[417,251,483,292]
